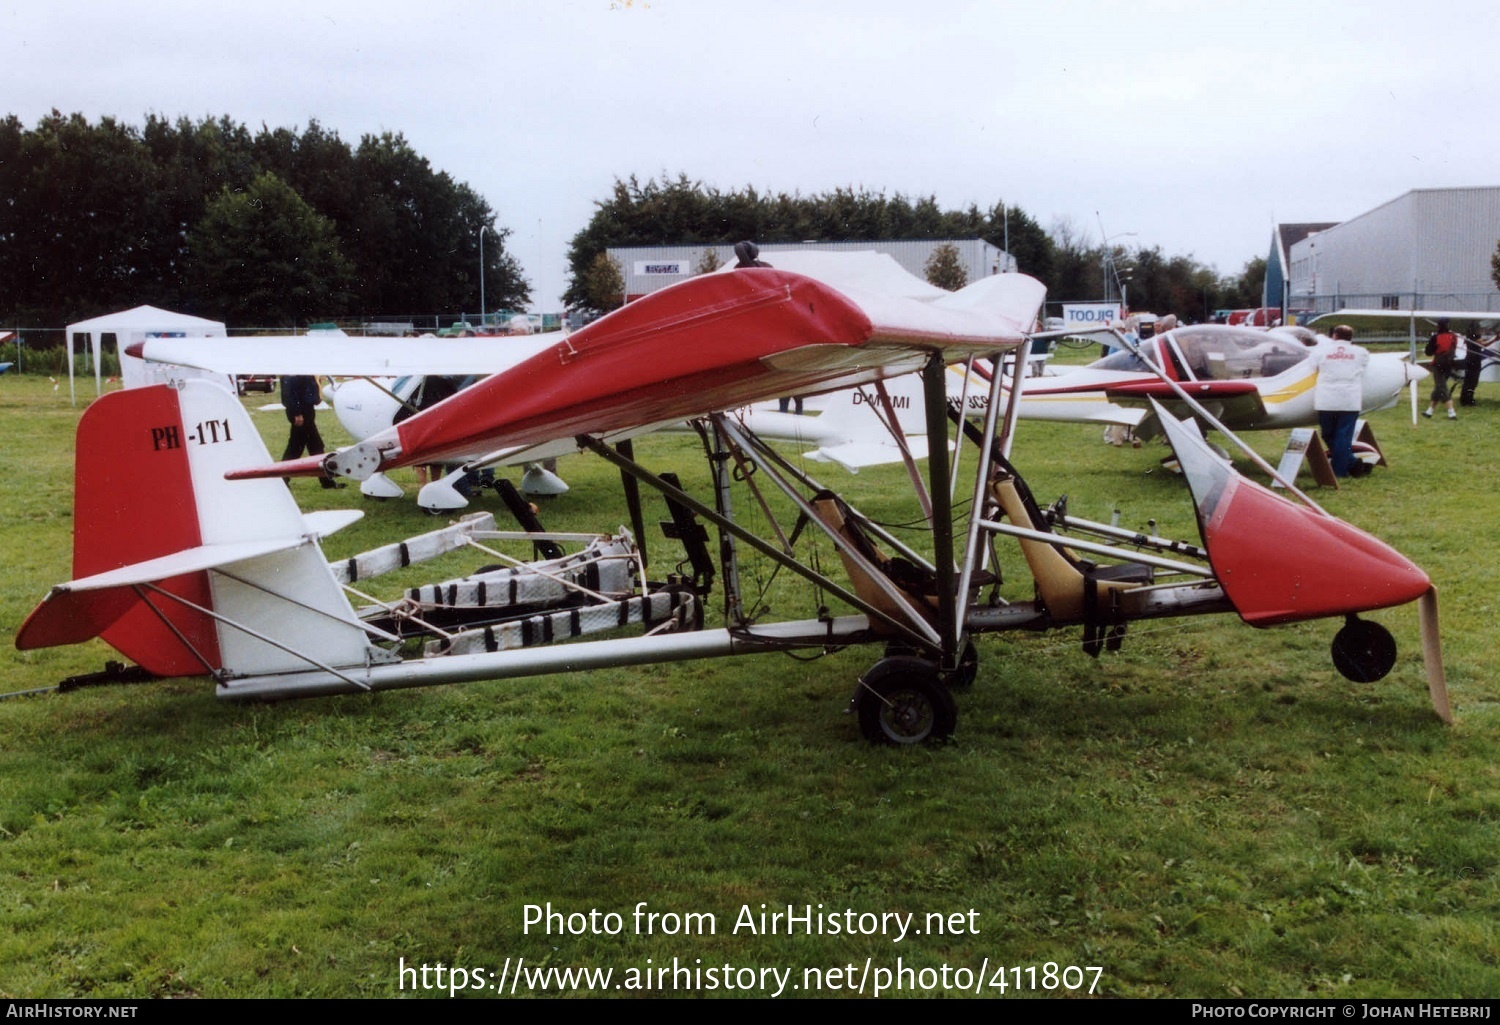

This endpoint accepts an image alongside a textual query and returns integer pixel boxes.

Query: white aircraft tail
[17,381,374,680]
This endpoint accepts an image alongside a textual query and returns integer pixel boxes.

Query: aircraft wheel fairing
[1331,616,1397,683]
[856,657,957,745]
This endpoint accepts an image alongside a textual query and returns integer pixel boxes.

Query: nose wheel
[854,657,957,745]
[1331,616,1397,683]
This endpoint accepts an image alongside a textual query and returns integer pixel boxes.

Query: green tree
[562,174,1250,322]
[0,112,169,325]
[563,175,1053,305]
[0,112,531,326]
[141,114,257,310]
[578,251,625,314]
[1235,256,1268,310]
[985,202,1051,279]
[1045,218,1105,303]
[188,171,354,326]
[345,132,528,315]
[924,243,968,291]
[1489,241,1500,292]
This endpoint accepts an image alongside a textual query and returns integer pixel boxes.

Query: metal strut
[577,432,939,650]
[921,354,959,666]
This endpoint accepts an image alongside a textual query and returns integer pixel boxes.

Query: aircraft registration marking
[151,418,234,451]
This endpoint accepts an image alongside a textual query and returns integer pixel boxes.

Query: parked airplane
[22,255,1449,744]
[1306,308,1500,395]
[1012,323,1428,438]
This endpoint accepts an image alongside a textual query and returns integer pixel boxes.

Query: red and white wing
[234,259,1047,481]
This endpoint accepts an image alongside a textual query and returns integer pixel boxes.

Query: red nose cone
[1205,476,1431,626]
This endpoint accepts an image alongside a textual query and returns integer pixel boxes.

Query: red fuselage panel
[1204,476,1430,626]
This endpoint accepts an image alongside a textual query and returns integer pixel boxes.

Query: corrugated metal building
[609,239,1014,302]
[1286,187,1500,313]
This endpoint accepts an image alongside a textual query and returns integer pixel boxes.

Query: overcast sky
[6,1,1497,311]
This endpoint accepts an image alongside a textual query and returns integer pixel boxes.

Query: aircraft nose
[1406,361,1430,384]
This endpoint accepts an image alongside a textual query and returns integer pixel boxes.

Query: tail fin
[18,381,371,679]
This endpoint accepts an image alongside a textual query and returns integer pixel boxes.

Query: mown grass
[1,374,1498,998]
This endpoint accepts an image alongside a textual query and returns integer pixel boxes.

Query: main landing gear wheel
[856,657,957,746]
[1330,616,1397,683]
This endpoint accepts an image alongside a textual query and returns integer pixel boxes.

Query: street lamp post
[1098,231,1137,308]
[1096,213,1138,307]
[479,225,487,331]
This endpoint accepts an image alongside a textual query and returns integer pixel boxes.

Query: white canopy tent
[64,305,227,402]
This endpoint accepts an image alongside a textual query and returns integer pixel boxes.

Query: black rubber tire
[856,657,957,745]
[1331,617,1397,683]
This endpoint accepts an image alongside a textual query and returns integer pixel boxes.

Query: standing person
[1311,325,1370,478]
[1459,325,1487,407]
[281,374,343,489]
[1424,318,1460,419]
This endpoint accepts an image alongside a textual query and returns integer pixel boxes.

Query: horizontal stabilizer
[48,537,314,594]
[15,538,310,650]
[806,438,932,472]
[301,509,365,539]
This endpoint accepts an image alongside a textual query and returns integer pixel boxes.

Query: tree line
[0,112,529,330]
[565,174,1266,321]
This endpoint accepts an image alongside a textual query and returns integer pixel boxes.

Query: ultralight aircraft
[16,253,1451,743]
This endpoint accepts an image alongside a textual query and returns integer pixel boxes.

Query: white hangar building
[1285,187,1500,314]
[608,239,1014,303]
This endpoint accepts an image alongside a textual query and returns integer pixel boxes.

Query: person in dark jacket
[1460,326,1487,406]
[281,375,343,488]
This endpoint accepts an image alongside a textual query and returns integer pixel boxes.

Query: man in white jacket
[1311,324,1371,478]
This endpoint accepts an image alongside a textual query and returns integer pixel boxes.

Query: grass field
[1,373,1498,999]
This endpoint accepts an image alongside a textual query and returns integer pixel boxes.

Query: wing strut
[1109,329,1327,513]
[873,379,932,525]
[921,355,959,663]
[616,438,650,568]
